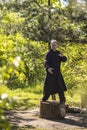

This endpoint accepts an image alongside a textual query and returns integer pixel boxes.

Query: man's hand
[59,51,64,57]
[48,68,54,74]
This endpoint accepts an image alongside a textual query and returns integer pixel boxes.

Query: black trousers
[42,90,65,103]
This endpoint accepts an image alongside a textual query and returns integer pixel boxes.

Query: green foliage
[0,85,42,109]
[0,0,87,91]
[20,0,87,43]
[0,93,11,130]
[59,43,87,91]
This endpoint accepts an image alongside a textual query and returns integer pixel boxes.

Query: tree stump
[40,101,66,119]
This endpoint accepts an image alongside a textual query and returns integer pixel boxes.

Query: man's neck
[52,49,56,52]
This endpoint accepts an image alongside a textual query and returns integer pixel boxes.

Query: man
[42,39,67,104]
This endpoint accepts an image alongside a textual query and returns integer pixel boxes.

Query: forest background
[0,0,87,129]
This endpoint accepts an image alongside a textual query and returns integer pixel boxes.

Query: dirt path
[6,108,87,130]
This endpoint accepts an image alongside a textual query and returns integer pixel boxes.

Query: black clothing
[42,49,67,102]
[42,90,65,103]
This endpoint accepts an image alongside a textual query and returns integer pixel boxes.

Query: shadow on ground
[5,109,87,130]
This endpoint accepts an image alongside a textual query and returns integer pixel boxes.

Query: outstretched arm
[58,51,67,62]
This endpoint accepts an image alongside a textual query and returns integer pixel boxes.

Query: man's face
[50,42,57,51]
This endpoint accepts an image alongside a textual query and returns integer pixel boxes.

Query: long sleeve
[60,56,67,62]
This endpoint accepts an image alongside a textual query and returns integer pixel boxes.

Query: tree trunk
[48,0,56,100]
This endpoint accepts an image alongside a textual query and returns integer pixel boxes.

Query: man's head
[50,39,58,51]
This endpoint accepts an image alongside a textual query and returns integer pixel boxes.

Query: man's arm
[58,51,67,62]
[45,53,54,74]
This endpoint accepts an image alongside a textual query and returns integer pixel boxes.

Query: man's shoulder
[56,50,60,54]
[46,50,51,54]
[46,50,60,54]
[45,50,52,57]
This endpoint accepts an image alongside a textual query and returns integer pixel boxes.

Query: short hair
[50,39,57,44]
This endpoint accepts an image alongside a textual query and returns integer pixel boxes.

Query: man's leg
[42,93,50,102]
[58,90,66,104]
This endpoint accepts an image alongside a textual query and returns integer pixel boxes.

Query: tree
[63,0,87,43]
[0,0,87,89]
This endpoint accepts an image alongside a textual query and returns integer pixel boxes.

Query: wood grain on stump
[40,101,66,119]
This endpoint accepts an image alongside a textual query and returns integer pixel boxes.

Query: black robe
[44,49,67,95]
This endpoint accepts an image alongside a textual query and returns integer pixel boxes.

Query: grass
[0,84,81,109]
[0,85,83,130]
[0,85,43,109]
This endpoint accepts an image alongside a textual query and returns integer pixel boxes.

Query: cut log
[81,93,87,113]
[66,107,81,113]
[40,101,66,119]
[81,93,87,109]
